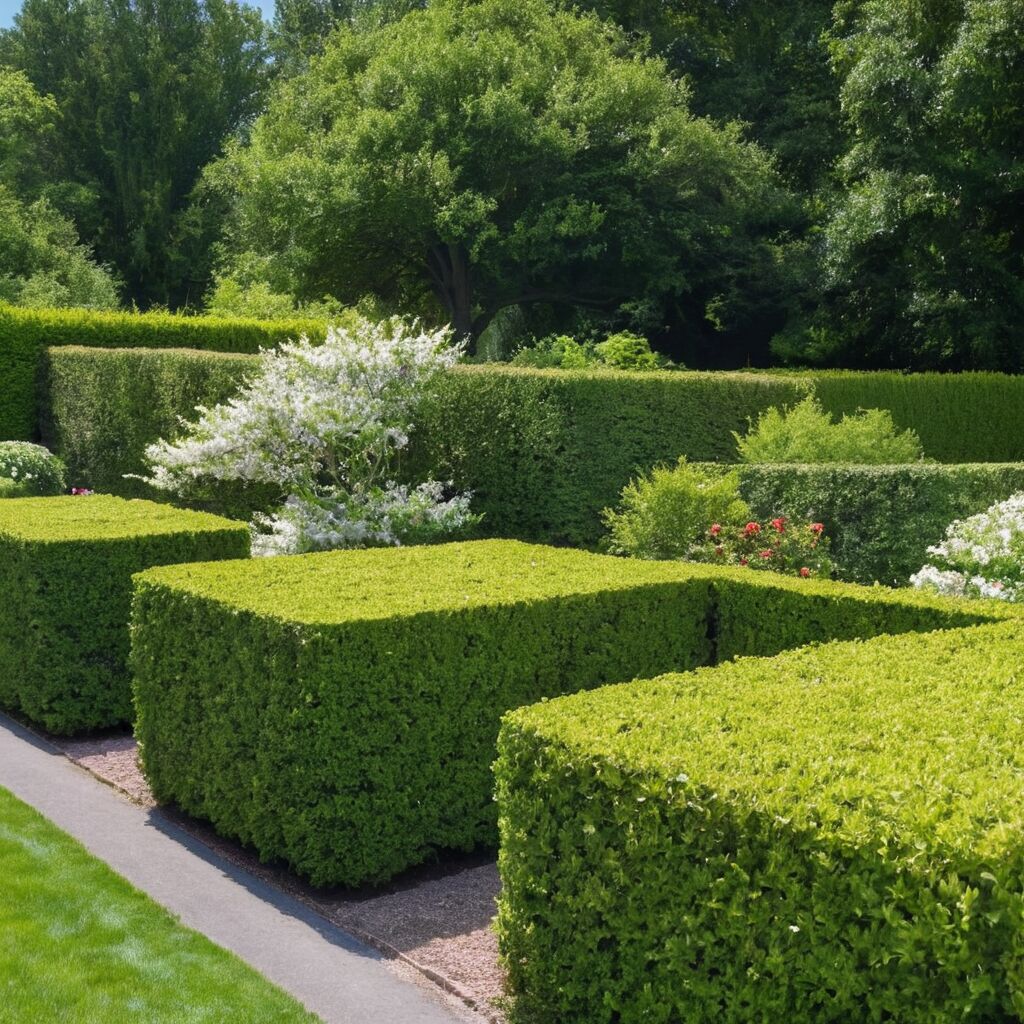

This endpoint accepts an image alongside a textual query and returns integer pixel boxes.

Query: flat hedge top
[507,618,1024,857]
[50,344,260,364]
[0,495,248,542]
[135,540,718,624]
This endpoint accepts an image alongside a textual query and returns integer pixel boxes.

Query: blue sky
[0,0,276,30]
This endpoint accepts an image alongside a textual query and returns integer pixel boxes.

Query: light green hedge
[0,304,319,443]
[130,540,1003,886]
[0,495,249,733]
[808,370,1024,463]
[727,462,1024,585]
[496,616,1024,1023]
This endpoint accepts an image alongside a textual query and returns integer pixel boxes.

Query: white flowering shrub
[0,442,66,496]
[141,317,479,554]
[910,493,1024,602]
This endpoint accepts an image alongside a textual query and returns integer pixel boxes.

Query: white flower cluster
[141,317,479,555]
[910,492,1024,602]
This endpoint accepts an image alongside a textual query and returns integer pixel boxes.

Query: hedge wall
[130,540,1005,886]
[0,494,249,733]
[496,617,1024,1024]
[729,462,1024,585]
[0,304,319,442]
[808,370,1024,463]
[45,347,808,544]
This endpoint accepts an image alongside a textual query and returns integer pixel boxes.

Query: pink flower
[771,517,786,533]
[759,549,773,559]
[799,567,810,578]
[709,523,722,537]
[744,522,761,537]
[739,557,749,567]
[810,522,824,535]
[71,487,94,496]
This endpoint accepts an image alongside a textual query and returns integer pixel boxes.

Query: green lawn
[0,786,319,1023]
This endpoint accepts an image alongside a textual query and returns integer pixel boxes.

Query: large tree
[0,0,269,308]
[218,0,790,354]
[776,0,1024,370]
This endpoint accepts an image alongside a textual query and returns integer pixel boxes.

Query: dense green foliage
[131,541,716,886]
[0,0,270,309]
[0,495,249,733]
[0,441,65,496]
[809,370,1024,462]
[602,459,749,560]
[0,786,318,1022]
[777,0,1024,370]
[497,616,1024,1023]
[733,462,1024,585]
[217,0,789,348]
[735,396,924,464]
[133,539,1006,887]
[0,304,319,442]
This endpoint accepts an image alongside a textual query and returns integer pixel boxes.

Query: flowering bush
[694,516,832,578]
[0,441,66,496]
[910,493,1024,601]
[140,317,480,554]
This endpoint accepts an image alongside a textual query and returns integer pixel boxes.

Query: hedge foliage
[730,462,1024,585]
[45,348,807,543]
[496,617,1024,1024]
[808,370,1024,463]
[0,304,318,442]
[129,540,1005,886]
[0,495,249,733]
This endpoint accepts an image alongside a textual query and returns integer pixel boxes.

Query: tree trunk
[426,243,477,353]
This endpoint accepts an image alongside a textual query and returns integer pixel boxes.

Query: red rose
[759,549,773,559]
[744,522,761,536]
[714,545,724,556]
[799,567,810,578]
[771,517,786,533]
[810,522,824,535]
[710,523,722,537]
[739,557,749,567]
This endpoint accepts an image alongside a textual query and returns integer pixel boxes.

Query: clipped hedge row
[728,462,1024,585]
[130,539,1006,886]
[497,618,1024,1023]
[45,346,808,543]
[808,370,1024,463]
[0,304,320,442]
[0,495,249,733]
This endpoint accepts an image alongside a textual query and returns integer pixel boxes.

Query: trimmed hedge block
[496,618,1024,1023]
[0,303,319,442]
[729,462,1024,585]
[130,540,1004,887]
[0,495,249,733]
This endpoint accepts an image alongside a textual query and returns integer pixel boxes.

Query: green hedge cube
[0,495,250,733]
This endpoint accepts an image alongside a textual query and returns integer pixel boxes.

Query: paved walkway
[0,713,477,1024]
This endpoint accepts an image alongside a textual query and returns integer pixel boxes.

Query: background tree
[0,0,270,309]
[776,0,1024,370]
[217,0,791,357]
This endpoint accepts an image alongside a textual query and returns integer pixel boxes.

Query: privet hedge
[0,495,249,733]
[130,540,1004,886]
[728,462,1024,585]
[497,618,1024,1024]
[808,370,1024,463]
[0,304,320,442]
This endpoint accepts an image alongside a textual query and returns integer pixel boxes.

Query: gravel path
[58,729,507,1022]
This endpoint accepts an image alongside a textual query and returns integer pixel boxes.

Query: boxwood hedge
[0,304,319,442]
[730,462,1024,585]
[0,495,249,733]
[130,540,1005,886]
[496,617,1024,1023]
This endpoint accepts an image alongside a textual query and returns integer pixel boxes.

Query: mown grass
[0,785,319,1023]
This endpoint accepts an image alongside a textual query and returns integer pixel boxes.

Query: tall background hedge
[0,304,320,442]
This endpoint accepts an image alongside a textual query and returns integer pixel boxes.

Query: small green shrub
[0,441,65,496]
[602,458,749,559]
[496,617,1024,1024]
[735,396,925,464]
[732,462,1024,584]
[511,331,670,371]
[593,332,665,370]
[0,495,249,733]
